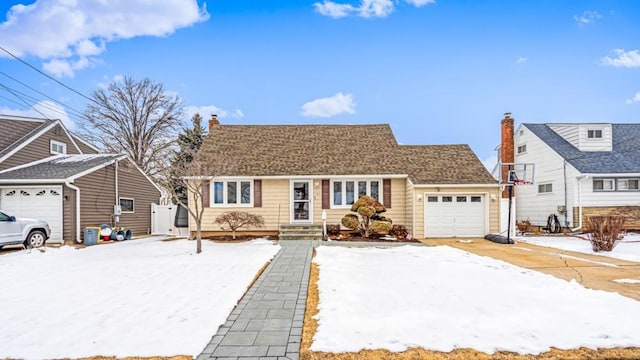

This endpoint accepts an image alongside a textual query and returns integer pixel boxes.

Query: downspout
[114,160,119,225]
[65,181,81,243]
[563,160,569,227]
[571,175,587,232]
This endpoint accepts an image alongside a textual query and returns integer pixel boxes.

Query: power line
[0,71,86,118]
[0,82,85,123]
[0,44,98,105]
[0,83,51,119]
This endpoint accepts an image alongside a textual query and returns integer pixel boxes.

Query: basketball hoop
[513,180,532,186]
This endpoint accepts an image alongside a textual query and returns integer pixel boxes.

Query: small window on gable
[119,197,134,213]
[538,183,552,194]
[587,129,602,139]
[517,144,527,154]
[593,179,614,191]
[50,140,67,154]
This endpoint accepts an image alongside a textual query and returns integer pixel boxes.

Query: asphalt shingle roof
[199,124,496,185]
[0,154,125,181]
[524,123,640,174]
[0,118,54,160]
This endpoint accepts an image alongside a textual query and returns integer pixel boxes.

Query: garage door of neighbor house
[424,194,486,237]
[0,186,63,242]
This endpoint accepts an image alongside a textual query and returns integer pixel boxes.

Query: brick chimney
[208,114,220,130]
[501,112,514,198]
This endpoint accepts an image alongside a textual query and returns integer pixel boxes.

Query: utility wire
[0,44,98,105]
[0,82,85,121]
[0,83,51,119]
[0,71,86,118]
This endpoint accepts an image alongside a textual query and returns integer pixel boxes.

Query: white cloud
[185,105,245,121]
[574,10,601,25]
[625,92,640,105]
[314,1,356,18]
[314,0,433,18]
[0,101,74,129]
[516,56,527,64]
[301,92,356,118]
[602,49,640,68]
[0,0,209,77]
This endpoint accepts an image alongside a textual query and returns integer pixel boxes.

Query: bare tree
[162,148,212,254]
[82,76,183,178]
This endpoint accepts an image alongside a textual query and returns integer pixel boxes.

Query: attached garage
[0,186,63,241]
[424,193,487,237]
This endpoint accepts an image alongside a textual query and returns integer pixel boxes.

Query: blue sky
[1,0,639,169]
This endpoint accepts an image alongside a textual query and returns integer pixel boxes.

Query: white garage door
[424,194,486,237]
[0,187,63,242]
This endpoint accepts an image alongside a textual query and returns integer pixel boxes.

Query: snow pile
[312,245,640,355]
[0,237,280,359]
[516,233,640,263]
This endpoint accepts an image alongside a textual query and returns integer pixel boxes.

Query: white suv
[0,210,51,249]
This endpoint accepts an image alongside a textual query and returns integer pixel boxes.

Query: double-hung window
[587,129,602,139]
[332,179,380,207]
[50,140,67,154]
[213,180,252,206]
[537,183,552,194]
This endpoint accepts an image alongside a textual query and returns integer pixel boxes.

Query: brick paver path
[197,240,317,360]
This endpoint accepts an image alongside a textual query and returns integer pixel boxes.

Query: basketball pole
[507,184,513,244]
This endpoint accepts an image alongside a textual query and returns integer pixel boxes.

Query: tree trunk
[196,222,202,254]
[232,229,236,240]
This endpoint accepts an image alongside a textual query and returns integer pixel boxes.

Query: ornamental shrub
[371,220,393,235]
[341,195,390,238]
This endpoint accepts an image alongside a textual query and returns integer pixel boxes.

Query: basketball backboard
[499,163,535,186]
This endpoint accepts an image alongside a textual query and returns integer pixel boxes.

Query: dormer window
[50,140,67,154]
[587,129,602,139]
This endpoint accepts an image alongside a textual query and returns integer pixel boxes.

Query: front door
[291,180,312,223]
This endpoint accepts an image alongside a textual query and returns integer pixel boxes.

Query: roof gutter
[65,180,81,243]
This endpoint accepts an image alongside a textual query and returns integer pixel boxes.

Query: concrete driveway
[421,237,640,301]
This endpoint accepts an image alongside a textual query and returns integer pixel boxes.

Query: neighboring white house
[497,117,640,231]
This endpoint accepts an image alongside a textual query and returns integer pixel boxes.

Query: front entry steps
[279,223,324,241]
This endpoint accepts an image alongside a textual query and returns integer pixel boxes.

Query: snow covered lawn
[0,236,280,359]
[312,245,640,355]
[515,232,640,263]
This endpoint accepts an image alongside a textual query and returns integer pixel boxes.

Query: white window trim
[593,178,615,192]
[617,178,640,191]
[516,144,527,154]
[537,183,553,194]
[50,140,67,154]
[119,197,135,213]
[330,179,382,209]
[211,179,253,207]
[586,129,603,140]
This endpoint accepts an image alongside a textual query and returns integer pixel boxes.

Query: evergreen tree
[170,113,206,203]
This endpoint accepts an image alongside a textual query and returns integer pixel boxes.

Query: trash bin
[83,227,100,246]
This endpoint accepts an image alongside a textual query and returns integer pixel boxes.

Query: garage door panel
[1,187,63,241]
[425,194,485,237]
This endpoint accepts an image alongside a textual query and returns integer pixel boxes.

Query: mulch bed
[328,233,420,243]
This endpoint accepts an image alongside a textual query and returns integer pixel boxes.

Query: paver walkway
[197,240,318,360]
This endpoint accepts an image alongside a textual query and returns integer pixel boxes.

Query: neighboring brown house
[189,120,500,238]
[0,114,162,243]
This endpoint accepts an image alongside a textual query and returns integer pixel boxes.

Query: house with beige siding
[0,114,162,243]
[189,120,500,239]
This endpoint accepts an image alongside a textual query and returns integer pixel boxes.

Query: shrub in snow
[390,224,409,239]
[341,195,391,238]
[326,224,341,237]
[585,215,625,252]
[214,211,265,240]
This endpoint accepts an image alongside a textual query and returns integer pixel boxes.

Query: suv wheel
[24,230,46,248]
